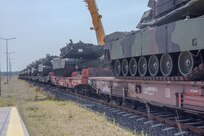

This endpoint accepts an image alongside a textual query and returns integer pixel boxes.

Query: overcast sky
[0,0,148,71]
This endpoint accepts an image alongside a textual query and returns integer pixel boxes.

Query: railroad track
[29,81,204,136]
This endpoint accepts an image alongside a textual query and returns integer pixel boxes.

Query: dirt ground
[0,77,137,136]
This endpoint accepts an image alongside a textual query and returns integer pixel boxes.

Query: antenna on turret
[184,16,190,21]
[69,39,73,44]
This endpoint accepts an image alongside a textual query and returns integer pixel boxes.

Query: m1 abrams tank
[20,54,56,77]
[104,0,204,80]
[52,40,103,77]
[60,40,103,59]
[52,58,103,77]
[137,0,204,29]
[37,54,56,76]
[38,65,53,76]
[51,58,76,77]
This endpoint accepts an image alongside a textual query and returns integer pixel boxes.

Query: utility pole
[0,69,1,96]
[0,41,2,96]
[9,57,11,80]
[8,52,14,80]
[0,44,1,96]
[0,37,16,84]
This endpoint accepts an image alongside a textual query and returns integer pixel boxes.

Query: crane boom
[84,0,105,46]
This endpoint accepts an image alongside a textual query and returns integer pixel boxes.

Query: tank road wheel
[122,59,129,77]
[138,57,148,77]
[178,51,194,76]
[114,60,121,76]
[129,58,137,77]
[160,54,173,77]
[148,55,159,76]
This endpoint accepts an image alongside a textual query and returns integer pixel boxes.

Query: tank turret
[60,40,103,59]
[53,40,103,77]
[137,0,204,28]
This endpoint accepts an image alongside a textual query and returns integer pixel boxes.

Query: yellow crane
[84,0,105,46]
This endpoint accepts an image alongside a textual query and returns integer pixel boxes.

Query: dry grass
[0,77,137,136]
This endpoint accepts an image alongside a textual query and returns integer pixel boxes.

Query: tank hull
[105,17,204,60]
[105,16,204,78]
[52,58,103,77]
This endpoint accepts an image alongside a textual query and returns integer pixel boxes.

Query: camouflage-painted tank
[137,0,204,29]
[104,0,204,79]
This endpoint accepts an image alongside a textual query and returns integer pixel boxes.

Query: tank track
[116,63,204,81]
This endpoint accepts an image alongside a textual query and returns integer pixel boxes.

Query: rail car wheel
[122,59,129,77]
[148,55,159,76]
[138,57,148,77]
[103,95,110,102]
[114,60,121,76]
[178,51,194,76]
[115,98,123,106]
[129,58,137,77]
[160,54,173,77]
[130,101,137,110]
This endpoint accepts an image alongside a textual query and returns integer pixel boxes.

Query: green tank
[104,0,204,80]
[60,40,103,59]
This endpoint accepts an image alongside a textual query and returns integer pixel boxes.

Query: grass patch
[0,96,16,107]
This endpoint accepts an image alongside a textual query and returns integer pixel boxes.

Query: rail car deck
[51,76,88,88]
[88,77,204,113]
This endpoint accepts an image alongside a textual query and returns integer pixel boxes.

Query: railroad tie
[106,107,114,111]
[185,121,203,125]
[102,106,110,110]
[144,120,154,125]
[197,126,204,129]
[177,118,191,122]
[151,123,164,128]
[153,112,169,116]
[136,118,145,121]
[150,110,161,114]
[174,131,188,136]
[111,110,121,113]
[117,111,127,115]
[122,113,132,117]
[109,109,117,112]
[162,127,176,131]
[98,105,106,108]
[129,115,139,119]
[158,114,174,118]
[166,116,176,120]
